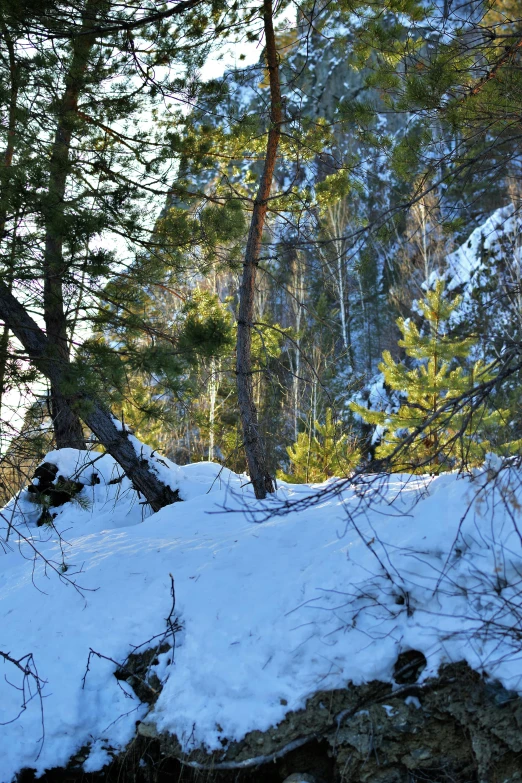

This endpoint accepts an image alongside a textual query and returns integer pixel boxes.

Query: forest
[2,0,522,781]
[1,0,521,496]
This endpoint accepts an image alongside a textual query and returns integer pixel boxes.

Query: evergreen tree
[351,280,521,473]
[163,0,428,492]
[280,408,359,483]
[0,0,239,509]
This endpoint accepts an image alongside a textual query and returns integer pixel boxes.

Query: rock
[136,721,159,739]
[28,461,58,492]
[18,661,522,782]
[282,774,319,783]
[127,662,522,783]
[114,642,171,705]
[27,462,85,525]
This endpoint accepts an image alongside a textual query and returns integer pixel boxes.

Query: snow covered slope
[445,203,522,344]
[1,450,522,780]
[446,204,519,291]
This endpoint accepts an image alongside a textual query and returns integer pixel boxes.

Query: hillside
[2,447,522,781]
[2,2,522,781]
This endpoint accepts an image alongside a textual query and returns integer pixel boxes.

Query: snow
[446,204,517,291]
[2,449,522,780]
[439,203,522,344]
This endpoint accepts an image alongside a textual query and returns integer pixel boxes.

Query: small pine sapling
[351,280,522,473]
[279,408,360,483]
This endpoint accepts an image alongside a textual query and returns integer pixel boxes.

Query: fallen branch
[0,649,46,759]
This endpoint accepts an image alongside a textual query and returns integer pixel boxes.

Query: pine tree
[162,0,428,496]
[279,408,360,483]
[351,280,521,473]
[0,0,227,509]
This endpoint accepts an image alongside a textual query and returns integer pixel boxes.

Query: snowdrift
[1,449,522,780]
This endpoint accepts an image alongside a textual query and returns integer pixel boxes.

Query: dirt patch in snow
[17,661,522,782]
[118,660,522,783]
[114,642,172,706]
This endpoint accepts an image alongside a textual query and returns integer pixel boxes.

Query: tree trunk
[0,23,18,241]
[235,0,281,499]
[0,26,19,420]
[208,357,218,461]
[41,0,104,450]
[0,240,16,420]
[0,282,180,511]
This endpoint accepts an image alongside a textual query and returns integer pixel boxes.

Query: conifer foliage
[1,0,521,501]
[280,408,359,483]
[351,281,521,473]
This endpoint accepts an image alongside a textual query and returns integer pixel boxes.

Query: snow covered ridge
[1,450,522,780]
[446,204,518,291]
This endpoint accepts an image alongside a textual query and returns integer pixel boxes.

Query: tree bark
[0,23,19,241]
[0,282,180,511]
[0,25,19,418]
[235,0,281,499]
[0,231,17,420]
[42,0,104,450]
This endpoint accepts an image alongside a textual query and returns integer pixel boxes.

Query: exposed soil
[16,659,522,783]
